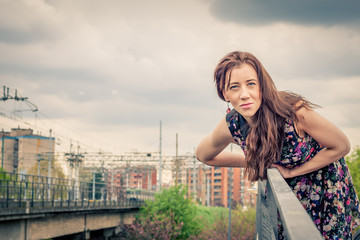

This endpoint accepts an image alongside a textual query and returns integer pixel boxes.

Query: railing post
[68,184,71,208]
[42,182,45,207]
[60,184,63,207]
[81,186,84,208]
[19,180,22,208]
[6,180,9,208]
[51,181,53,207]
[31,182,34,207]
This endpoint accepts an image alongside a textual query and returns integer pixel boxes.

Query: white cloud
[0,0,359,160]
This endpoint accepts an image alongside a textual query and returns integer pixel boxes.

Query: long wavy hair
[214,51,317,181]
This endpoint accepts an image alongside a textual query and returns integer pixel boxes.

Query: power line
[0,86,127,154]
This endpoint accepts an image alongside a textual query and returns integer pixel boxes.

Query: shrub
[197,205,256,240]
[345,147,360,237]
[127,184,201,239]
[125,212,183,240]
[346,146,360,197]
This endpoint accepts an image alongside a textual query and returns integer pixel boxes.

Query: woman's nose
[240,88,250,99]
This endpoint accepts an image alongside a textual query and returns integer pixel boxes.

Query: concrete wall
[0,209,137,240]
[0,219,27,240]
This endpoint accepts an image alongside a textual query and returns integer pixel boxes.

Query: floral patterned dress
[226,109,360,240]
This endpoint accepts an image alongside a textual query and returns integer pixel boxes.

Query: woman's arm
[195,117,246,167]
[273,107,351,178]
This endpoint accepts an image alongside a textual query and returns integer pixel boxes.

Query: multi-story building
[0,127,55,174]
[172,155,190,186]
[127,168,157,190]
[105,167,157,196]
[186,163,256,207]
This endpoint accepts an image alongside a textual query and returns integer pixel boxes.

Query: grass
[195,205,230,230]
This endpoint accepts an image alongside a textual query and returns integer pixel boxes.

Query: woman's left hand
[271,164,293,179]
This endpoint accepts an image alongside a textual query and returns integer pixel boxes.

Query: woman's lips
[240,103,253,109]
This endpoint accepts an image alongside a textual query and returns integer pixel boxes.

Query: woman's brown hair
[214,51,316,181]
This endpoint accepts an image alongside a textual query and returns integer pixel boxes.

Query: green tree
[133,184,201,239]
[346,146,360,197]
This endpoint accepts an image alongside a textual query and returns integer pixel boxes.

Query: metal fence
[255,168,323,240]
[0,171,155,212]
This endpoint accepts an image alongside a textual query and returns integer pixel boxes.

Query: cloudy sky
[0,0,359,157]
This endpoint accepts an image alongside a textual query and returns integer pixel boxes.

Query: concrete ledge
[0,205,140,221]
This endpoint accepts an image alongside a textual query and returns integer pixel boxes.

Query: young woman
[196,51,360,239]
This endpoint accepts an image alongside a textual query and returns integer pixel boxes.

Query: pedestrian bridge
[0,171,154,240]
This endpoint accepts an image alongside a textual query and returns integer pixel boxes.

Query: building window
[214,179,221,183]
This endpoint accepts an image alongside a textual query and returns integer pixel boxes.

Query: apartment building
[0,127,55,173]
[187,164,256,207]
[105,168,157,191]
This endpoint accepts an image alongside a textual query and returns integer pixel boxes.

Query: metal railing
[255,168,323,240]
[0,171,155,214]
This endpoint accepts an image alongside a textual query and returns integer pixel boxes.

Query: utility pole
[68,140,73,200]
[48,129,52,178]
[1,129,4,169]
[240,168,244,205]
[228,167,233,240]
[192,152,196,196]
[65,140,83,200]
[47,129,52,200]
[126,161,129,190]
[92,168,96,200]
[148,169,151,190]
[74,142,82,200]
[159,121,162,191]
[175,133,179,185]
[207,169,210,206]
[228,144,233,240]
[111,168,114,201]
[37,154,41,199]
[187,154,191,198]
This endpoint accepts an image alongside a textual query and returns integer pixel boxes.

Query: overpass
[0,171,154,240]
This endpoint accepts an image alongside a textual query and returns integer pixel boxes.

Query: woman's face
[223,63,261,123]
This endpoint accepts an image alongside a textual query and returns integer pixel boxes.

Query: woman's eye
[229,85,238,89]
[248,82,256,86]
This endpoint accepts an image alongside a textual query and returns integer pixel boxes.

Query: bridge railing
[255,168,323,240]
[0,171,155,213]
